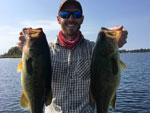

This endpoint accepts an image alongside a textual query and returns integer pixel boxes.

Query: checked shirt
[45,37,95,113]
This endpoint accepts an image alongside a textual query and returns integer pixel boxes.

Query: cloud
[19,20,60,32]
[0,20,60,37]
[0,19,61,54]
[0,25,20,35]
[0,19,100,54]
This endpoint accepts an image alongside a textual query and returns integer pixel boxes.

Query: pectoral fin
[111,93,116,110]
[20,91,29,109]
[120,60,128,70]
[45,91,53,106]
[17,60,23,72]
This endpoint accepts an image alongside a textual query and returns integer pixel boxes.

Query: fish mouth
[101,27,122,42]
[22,28,43,56]
[23,28,42,39]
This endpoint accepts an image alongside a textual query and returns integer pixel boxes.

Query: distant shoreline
[0,56,21,58]
[1,51,150,58]
[119,49,150,53]
[0,46,22,59]
[1,47,150,58]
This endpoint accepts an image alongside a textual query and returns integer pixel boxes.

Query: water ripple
[0,53,150,113]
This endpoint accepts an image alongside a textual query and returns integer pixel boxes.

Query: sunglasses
[59,11,82,19]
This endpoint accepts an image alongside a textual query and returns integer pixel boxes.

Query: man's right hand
[17,28,32,51]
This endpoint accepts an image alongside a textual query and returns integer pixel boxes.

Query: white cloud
[0,19,61,54]
[0,19,99,54]
[0,25,20,54]
[0,25,20,35]
[19,20,60,32]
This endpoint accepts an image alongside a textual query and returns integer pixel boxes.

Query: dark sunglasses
[59,11,82,19]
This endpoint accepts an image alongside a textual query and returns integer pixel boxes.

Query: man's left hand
[109,26,128,48]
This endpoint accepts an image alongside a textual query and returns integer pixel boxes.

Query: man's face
[57,4,84,38]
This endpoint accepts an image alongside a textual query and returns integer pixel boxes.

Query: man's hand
[16,28,32,51]
[109,26,128,48]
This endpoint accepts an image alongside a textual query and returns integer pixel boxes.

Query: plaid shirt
[45,37,95,113]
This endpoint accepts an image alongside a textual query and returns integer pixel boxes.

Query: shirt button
[69,90,72,94]
[70,76,72,79]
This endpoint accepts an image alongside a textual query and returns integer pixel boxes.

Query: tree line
[0,46,22,58]
[119,48,150,53]
[0,46,150,58]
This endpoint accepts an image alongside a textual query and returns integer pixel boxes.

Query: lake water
[0,53,150,113]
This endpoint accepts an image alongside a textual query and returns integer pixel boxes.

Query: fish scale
[90,27,127,113]
[17,28,52,113]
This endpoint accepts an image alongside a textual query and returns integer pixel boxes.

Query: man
[17,0,128,113]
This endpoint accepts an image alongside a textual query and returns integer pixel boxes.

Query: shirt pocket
[76,58,91,80]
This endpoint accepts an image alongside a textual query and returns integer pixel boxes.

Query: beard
[61,21,81,37]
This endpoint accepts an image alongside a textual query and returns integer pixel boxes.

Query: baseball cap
[58,0,83,14]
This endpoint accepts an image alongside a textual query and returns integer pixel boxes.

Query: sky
[0,0,150,54]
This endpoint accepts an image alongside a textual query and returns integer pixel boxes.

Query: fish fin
[111,93,116,110]
[89,88,95,109]
[20,91,29,109]
[17,60,23,72]
[120,60,128,70]
[45,90,53,106]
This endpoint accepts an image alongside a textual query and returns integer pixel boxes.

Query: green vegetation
[120,48,150,53]
[0,46,22,58]
[0,47,150,58]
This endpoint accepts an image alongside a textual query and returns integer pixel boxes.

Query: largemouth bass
[17,28,52,113]
[90,27,127,113]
